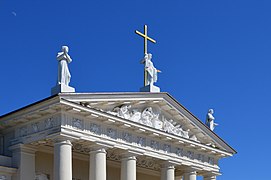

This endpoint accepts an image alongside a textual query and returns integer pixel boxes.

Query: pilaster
[10,144,36,180]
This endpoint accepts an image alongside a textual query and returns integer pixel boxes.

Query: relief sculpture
[108,105,191,139]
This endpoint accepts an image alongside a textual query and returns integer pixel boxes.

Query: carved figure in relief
[108,105,193,139]
[72,119,82,129]
[107,128,116,138]
[140,107,154,126]
[206,109,218,131]
[176,148,183,156]
[130,110,141,122]
[32,123,39,132]
[163,119,175,133]
[152,114,163,129]
[137,136,145,146]
[113,105,131,119]
[45,118,53,129]
[57,46,72,86]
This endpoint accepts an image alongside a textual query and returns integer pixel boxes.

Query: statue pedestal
[140,85,160,92]
[51,84,75,95]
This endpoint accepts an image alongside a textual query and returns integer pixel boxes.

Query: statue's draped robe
[145,59,158,86]
[57,53,72,86]
[206,113,215,131]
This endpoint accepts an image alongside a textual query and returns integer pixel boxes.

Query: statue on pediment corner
[206,109,218,131]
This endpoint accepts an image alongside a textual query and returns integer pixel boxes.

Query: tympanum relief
[108,105,191,139]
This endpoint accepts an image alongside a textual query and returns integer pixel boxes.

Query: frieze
[176,148,183,156]
[108,105,191,139]
[163,144,171,153]
[197,154,205,162]
[107,128,117,139]
[89,123,101,135]
[187,151,194,159]
[208,157,214,165]
[136,156,160,171]
[32,122,39,133]
[150,140,159,150]
[107,150,121,161]
[72,118,83,129]
[20,126,28,137]
[122,132,132,143]
[44,117,53,129]
[16,116,59,138]
[137,136,146,147]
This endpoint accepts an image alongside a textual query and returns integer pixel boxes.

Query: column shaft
[121,155,136,180]
[89,148,107,180]
[161,164,175,180]
[183,171,197,180]
[54,140,72,180]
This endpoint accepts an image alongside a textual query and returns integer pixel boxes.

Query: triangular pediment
[58,92,236,155]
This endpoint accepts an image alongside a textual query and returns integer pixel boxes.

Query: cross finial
[135,25,156,54]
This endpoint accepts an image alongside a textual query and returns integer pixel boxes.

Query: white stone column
[10,144,36,180]
[183,170,197,180]
[121,154,137,180]
[54,139,72,180]
[161,163,175,180]
[89,148,107,180]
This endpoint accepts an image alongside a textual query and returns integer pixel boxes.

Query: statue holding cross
[135,25,161,92]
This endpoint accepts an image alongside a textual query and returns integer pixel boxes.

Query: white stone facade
[0,92,236,180]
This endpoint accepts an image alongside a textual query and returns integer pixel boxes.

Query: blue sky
[1,0,270,179]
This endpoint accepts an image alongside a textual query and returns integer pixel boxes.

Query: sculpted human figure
[141,53,160,86]
[141,107,154,126]
[57,46,72,86]
[206,109,218,131]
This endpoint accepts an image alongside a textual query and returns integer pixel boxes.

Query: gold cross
[135,25,156,54]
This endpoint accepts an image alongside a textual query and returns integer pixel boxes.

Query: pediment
[59,92,236,155]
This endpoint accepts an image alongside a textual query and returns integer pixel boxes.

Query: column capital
[52,136,73,144]
[160,161,175,170]
[119,149,143,158]
[54,139,72,146]
[89,142,113,150]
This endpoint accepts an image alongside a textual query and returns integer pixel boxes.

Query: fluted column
[183,170,197,180]
[89,148,107,180]
[161,163,175,180]
[54,139,72,180]
[121,154,137,180]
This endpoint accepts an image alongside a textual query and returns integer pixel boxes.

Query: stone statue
[57,46,72,86]
[141,53,160,86]
[206,109,218,131]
